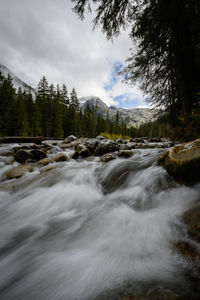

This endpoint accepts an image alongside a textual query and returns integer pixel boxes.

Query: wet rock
[30,149,47,161]
[5,165,33,179]
[184,206,200,242]
[120,144,132,151]
[37,158,52,166]
[84,139,99,154]
[158,138,200,182]
[72,143,91,159]
[40,165,59,173]
[118,150,133,158]
[130,138,145,143]
[95,140,119,156]
[64,135,77,143]
[121,287,186,300]
[100,153,116,163]
[14,149,32,164]
[149,137,162,143]
[1,151,13,157]
[174,240,200,261]
[116,138,124,143]
[96,135,105,140]
[53,153,68,162]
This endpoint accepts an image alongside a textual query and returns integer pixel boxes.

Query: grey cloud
[0,0,145,107]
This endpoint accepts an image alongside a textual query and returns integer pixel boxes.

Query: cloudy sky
[0,0,146,108]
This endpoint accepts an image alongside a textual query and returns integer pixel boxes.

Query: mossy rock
[158,138,200,182]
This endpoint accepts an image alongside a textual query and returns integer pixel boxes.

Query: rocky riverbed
[0,136,200,300]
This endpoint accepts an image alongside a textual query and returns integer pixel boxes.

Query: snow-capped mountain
[0,64,35,94]
[79,96,156,126]
[79,96,108,116]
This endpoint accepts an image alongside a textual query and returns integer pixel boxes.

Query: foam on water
[0,146,200,299]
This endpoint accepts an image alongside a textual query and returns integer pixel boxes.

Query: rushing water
[0,143,200,300]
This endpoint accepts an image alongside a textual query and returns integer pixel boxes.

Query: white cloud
[0,0,145,108]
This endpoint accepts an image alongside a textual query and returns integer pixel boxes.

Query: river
[0,142,200,300]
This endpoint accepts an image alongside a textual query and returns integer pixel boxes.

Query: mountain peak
[0,64,35,94]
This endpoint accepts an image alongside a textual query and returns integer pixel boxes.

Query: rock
[59,143,73,150]
[40,165,59,173]
[130,138,145,143]
[184,206,200,242]
[37,158,52,166]
[1,151,13,156]
[64,135,77,143]
[95,140,119,156]
[96,135,105,140]
[30,149,47,161]
[120,144,132,150]
[116,138,124,143]
[100,153,116,163]
[149,137,162,143]
[5,165,33,179]
[72,143,91,159]
[84,139,99,154]
[158,138,200,181]
[118,150,133,158]
[53,153,68,162]
[14,149,32,164]
[174,240,200,261]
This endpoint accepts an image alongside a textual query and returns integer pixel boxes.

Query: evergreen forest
[0,73,129,138]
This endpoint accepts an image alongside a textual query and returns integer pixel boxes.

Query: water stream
[0,144,200,299]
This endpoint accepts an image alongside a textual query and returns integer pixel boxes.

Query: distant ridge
[79,96,156,126]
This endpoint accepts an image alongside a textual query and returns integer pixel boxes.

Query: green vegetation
[100,132,130,140]
[0,73,129,138]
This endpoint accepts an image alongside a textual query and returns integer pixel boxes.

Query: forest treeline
[0,73,130,138]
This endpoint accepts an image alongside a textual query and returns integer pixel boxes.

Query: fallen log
[0,136,45,144]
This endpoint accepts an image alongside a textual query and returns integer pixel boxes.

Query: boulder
[183,206,200,242]
[158,138,200,181]
[37,158,52,166]
[118,150,133,158]
[64,135,77,143]
[100,153,116,163]
[72,143,91,159]
[14,149,32,164]
[95,141,119,156]
[53,153,68,162]
[5,165,32,179]
[30,149,47,161]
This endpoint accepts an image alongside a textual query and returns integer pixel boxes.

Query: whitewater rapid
[0,145,200,299]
